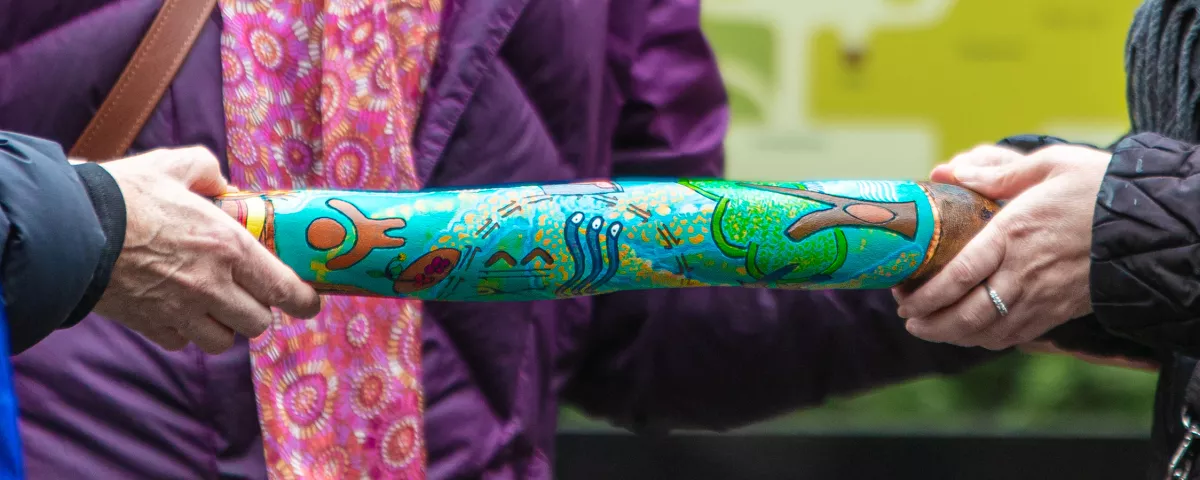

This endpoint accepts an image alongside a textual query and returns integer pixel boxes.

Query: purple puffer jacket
[0,0,1000,478]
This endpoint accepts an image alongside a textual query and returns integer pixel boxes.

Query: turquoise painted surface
[219,179,939,301]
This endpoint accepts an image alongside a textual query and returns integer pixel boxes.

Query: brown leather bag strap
[70,0,218,161]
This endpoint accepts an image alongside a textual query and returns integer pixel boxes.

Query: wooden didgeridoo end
[901,183,1001,289]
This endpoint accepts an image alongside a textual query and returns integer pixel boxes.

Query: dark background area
[556,433,1148,479]
[557,356,1158,479]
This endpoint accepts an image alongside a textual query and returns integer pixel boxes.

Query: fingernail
[897,307,909,319]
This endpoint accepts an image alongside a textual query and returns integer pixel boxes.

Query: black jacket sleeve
[0,131,125,354]
[1090,132,1200,357]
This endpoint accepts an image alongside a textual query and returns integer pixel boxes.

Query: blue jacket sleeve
[0,131,125,354]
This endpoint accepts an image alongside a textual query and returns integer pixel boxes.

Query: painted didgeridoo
[214,179,998,301]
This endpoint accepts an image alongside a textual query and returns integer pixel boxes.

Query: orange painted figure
[307,199,409,270]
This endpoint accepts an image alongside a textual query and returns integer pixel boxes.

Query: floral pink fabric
[216,0,441,478]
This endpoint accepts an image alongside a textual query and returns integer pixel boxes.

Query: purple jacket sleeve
[1091,133,1200,357]
[560,0,1003,433]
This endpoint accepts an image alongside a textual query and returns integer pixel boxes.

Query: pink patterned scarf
[216,0,441,477]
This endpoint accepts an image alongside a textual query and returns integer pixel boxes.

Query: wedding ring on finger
[985,284,1009,317]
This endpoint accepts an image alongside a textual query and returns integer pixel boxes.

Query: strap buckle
[1168,407,1200,480]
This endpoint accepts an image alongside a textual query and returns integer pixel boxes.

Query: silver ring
[985,284,1009,316]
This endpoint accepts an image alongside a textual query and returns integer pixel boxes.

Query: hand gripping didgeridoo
[215,179,998,301]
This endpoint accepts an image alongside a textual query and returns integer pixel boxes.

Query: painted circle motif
[237,168,268,192]
[276,362,338,440]
[249,29,284,70]
[228,127,261,166]
[249,319,283,362]
[276,137,315,174]
[343,22,378,57]
[402,322,420,374]
[380,416,420,468]
[318,71,344,122]
[225,0,271,14]
[373,54,397,92]
[227,81,272,124]
[350,367,391,418]
[283,375,327,426]
[352,51,396,113]
[329,0,371,16]
[300,80,324,128]
[351,23,374,45]
[346,313,371,348]
[221,45,247,83]
[387,304,422,378]
[312,446,350,479]
[328,138,374,188]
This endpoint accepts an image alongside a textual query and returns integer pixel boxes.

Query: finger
[1016,340,1060,355]
[930,163,955,183]
[934,146,1019,185]
[178,316,237,354]
[895,224,1005,319]
[933,144,1024,185]
[164,146,228,197]
[947,145,1023,168]
[906,284,1005,346]
[142,327,189,351]
[950,158,1055,201]
[958,275,1023,349]
[208,285,274,338]
[232,236,322,319]
[1004,310,1074,353]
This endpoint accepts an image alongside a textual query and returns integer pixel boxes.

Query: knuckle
[246,318,271,338]
[946,260,979,287]
[969,144,998,156]
[1029,148,1065,171]
[1036,144,1071,158]
[999,217,1036,241]
[260,276,296,306]
[203,336,235,354]
[962,308,993,333]
[176,273,215,297]
[174,317,198,337]
[180,145,219,165]
[210,228,248,262]
[905,319,934,341]
[246,315,271,338]
[1004,332,1031,349]
[989,330,1019,350]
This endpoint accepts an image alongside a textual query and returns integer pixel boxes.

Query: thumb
[165,146,229,197]
[930,164,955,183]
[949,158,1052,200]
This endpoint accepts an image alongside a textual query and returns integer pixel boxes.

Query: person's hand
[93,147,321,354]
[892,143,1110,350]
[1018,341,1159,372]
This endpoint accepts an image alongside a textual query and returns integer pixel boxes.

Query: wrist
[64,163,127,327]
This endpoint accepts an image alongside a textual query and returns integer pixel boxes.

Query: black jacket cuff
[64,163,125,328]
